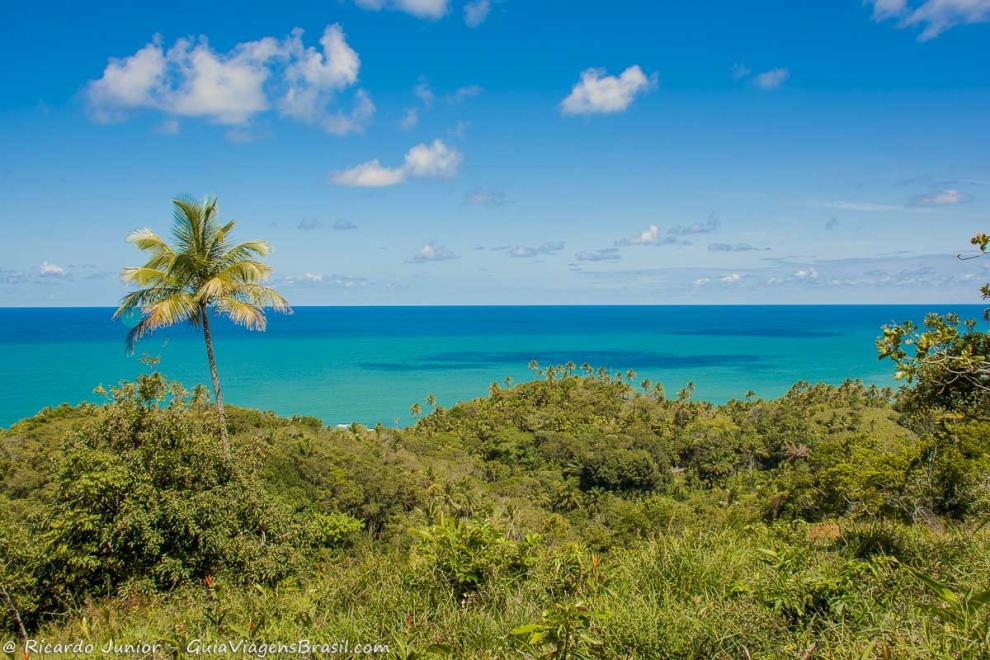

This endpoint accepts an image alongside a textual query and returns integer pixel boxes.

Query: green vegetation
[1,233,989,658]
[1,357,988,657]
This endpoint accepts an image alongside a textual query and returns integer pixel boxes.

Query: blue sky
[1,0,989,305]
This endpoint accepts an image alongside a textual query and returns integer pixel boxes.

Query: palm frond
[195,277,227,304]
[216,260,272,284]
[120,267,173,287]
[124,292,199,352]
[219,241,271,266]
[214,297,266,331]
[113,286,187,318]
[126,228,175,255]
[233,283,291,312]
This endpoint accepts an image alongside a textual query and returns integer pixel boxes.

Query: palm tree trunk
[200,304,230,458]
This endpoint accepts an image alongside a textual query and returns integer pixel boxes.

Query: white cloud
[624,224,661,245]
[162,36,282,124]
[731,63,751,80]
[445,85,483,103]
[871,0,909,19]
[509,241,565,258]
[720,273,742,284]
[411,242,459,262]
[278,25,364,129]
[612,217,718,250]
[86,24,369,132]
[793,268,818,280]
[576,248,621,262]
[753,68,789,90]
[414,77,434,107]
[867,0,990,39]
[39,261,66,277]
[330,160,406,187]
[561,65,657,115]
[708,242,769,252]
[284,272,370,288]
[910,188,971,206]
[811,200,911,212]
[403,139,462,177]
[669,215,720,236]
[321,89,376,135]
[85,39,168,123]
[464,0,491,27]
[448,120,470,138]
[331,139,462,187]
[466,189,508,206]
[400,107,419,129]
[354,0,448,19]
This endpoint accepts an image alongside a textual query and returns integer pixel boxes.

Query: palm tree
[114,197,290,457]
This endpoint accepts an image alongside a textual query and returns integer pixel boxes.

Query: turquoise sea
[0,305,982,428]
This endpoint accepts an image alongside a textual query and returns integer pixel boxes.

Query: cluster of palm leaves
[114,197,290,450]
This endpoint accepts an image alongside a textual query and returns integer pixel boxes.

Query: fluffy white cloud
[330,160,406,187]
[403,139,462,177]
[354,0,448,19]
[464,0,491,27]
[331,139,462,187]
[720,273,742,284]
[85,40,168,122]
[867,0,990,39]
[86,24,370,132]
[624,224,661,245]
[561,65,657,115]
[753,68,789,90]
[411,242,459,262]
[39,261,66,277]
[279,25,363,128]
[163,36,283,124]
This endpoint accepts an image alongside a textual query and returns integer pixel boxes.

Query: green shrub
[412,518,537,599]
[309,511,363,548]
[8,375,310,626]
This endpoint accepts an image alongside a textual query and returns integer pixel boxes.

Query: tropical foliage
[1,353,989,657]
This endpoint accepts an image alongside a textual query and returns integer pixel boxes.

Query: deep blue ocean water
[0,305,982,428]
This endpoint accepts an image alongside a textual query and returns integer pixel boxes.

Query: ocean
[0,305,981,428]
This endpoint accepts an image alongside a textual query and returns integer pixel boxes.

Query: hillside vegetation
[2,357,989,658]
